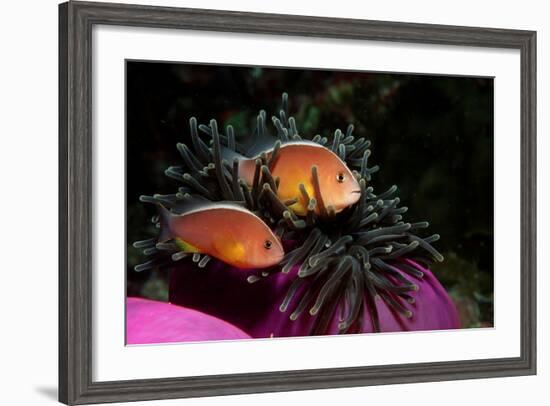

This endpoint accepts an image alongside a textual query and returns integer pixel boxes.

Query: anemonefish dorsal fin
[168,195,213,216]
[219,145,248,165]
[157,199,211,243]
[245,132,280,158]
[248,139,324,160]
[161,198,251,221]
[215,200,248,210]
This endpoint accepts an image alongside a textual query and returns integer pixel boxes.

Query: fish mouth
[347,189,361,206]
[265,254,285,268]
[350,189,362,201]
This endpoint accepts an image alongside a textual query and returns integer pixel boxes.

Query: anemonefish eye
[264,240,273,249]
[336,172,346,183]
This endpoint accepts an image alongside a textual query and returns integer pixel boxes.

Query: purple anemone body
[126,297,251,344]
[169,259,460,339]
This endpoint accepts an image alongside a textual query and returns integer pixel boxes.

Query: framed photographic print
[59,1,536,404]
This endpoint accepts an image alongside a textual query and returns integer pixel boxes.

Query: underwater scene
[126,61,494,344]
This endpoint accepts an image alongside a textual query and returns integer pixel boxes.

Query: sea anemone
[126,297,250,344]
[168,259,459,338]
[133,93,460,339]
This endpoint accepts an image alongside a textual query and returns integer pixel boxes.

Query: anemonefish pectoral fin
[286,183,313,216]
[174,238,201,253]
[211,236,246,263]
[288,201,308,216]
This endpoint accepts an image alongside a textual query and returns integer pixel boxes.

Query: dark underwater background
[126,61,494,329]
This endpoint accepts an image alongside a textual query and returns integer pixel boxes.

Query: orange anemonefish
[225,141,361,216]
[158,201,284,269]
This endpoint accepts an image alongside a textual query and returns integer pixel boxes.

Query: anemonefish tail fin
[157,204,173,243]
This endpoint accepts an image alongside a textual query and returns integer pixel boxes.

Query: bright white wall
[0,0,546,405]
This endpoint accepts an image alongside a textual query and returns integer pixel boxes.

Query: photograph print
[126,61,494,345]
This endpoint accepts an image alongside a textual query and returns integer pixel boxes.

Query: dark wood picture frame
[59,1,537,404]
